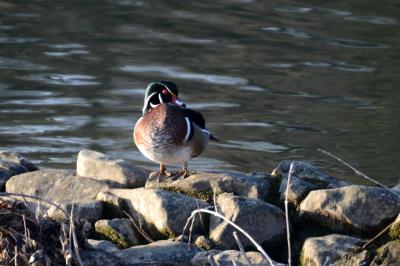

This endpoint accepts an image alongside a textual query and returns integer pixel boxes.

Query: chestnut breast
[134,104,187,147]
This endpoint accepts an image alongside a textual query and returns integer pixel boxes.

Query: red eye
[162,89,168,95]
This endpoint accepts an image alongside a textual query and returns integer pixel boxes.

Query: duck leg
[172,161,190,180]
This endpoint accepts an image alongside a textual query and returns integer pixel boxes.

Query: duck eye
[162,89,168,95]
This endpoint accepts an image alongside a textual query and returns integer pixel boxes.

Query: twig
[213,188,219,215]
[362,221,395,249]
[208,255,217,266]
[182,209,275,266]
[195,200,208,237]
[0,192,70,219]
[231,258,238,266]
[187,213,196,250]
[318,149,399,199]
[14,246,18,266]
[70,201,82,266]
[284,162,294,266]
[233,231,251,265]
[22,214,28,244]
[122,210,154,243]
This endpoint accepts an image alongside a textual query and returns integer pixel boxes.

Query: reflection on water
[0,0,399,185]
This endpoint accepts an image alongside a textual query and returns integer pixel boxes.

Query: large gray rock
[77,150,149,188]
[191,250,282,266]
[279,175,317,207]
[301,234,364,266]
[272,160,337,187]
[95,218,140,248]
[371,240,400,265]
[146,171,270,201]
[209,193,287,250]
[115,240,201,265]
[0,150,38,171]
[98,188,209,239]
[299,185,400,235]
[47,200,103,223]
[5,169,107,221]
[87,239,120,253]
[80,249,124,266]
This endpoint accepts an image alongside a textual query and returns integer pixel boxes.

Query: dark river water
[0,0,399,185]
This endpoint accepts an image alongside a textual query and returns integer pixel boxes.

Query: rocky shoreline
[0,150,399,265]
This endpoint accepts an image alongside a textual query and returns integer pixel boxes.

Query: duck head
[142,81,186,115]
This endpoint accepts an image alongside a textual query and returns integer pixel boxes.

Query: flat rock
[299,185,400,235]
[99,188,209,239]
[191,250,283,266]
[390,213,400,240]
[115,239,201,265]
[272,160,337,187]
[95,218,140,248]
[146,171,270,201]
[371,240,400,265]
[279,175,317,207]
[87,239,120,253]
[77,150,149,188]
[80,249,124,266]
[0,150,38,171]
[209,193,287,250]
[301,234,364,266]
[5,169,107,221]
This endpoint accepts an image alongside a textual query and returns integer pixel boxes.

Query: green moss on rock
[160,186,216,203]
[389,220,400,240]
[95,225,129,249]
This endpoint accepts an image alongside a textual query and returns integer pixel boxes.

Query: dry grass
[0,196,86,266]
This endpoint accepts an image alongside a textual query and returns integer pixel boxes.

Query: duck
[133,81,217,181]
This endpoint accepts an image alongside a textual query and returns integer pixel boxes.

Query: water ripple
[6,97,89,106]
[218,140,288,153]
[44,50,89,57]
[0,37,39,44]
[261,26,312,39]
[265,61,374,73]
[20,73,100,86]
[329,38,389,49]
[120,65,248,86]
[188,102,240,110]
[345,16,396,25]
[274,7,312,13]
[0,57,49,70]
[223,122,273,127]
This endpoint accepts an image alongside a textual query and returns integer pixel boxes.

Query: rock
[191,250,283,266]
[299,185,400,235]
[95,218,140,248]
[0,160,29,191]
[371,240,400,265]
[5,169,107,221]
[194,235,214,250]
[390,213,400,240]
[87,239,120,253]
[301,234,364,266]
[191,250,220,266]
[115,239,201,265]
[77,150,149,188]
[272,160,337,187]
[96,191,124,218]
[101,188,209,239]
[209,193,287,250]
[0,150,38,171]
[146,171,270,201]
[47,200,103,223]
[80,249,124,266]
[279,175,317,207]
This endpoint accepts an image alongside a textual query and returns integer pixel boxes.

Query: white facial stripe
[143,92,158,113]
[158,93,164,104]
[150,102,159,108]
[184,117,191,143]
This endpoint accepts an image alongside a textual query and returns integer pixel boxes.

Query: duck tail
[210,134,220,142]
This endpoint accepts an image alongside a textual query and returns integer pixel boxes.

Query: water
[0,0,399,185]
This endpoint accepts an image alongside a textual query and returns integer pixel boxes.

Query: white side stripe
[143,92,157,113]
[158,93,164,104]
[201,128,210,136]
[184,117,191,143]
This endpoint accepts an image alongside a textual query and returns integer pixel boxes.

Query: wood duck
[133,81,217,180]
